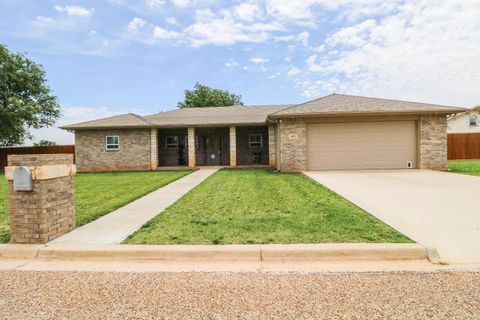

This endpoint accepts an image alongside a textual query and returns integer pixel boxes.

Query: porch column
[229,126,237,167]
[268,124,276,167]
[188,127,196,167]
[150,128,158,170]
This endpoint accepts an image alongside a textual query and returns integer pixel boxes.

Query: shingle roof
[61,105,292,129]
[61,94,466,130]
[269,93,465,118]
[145,105,291,127]
[61,113,151,130]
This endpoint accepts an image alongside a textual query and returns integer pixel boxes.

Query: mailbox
[13,166,33,191]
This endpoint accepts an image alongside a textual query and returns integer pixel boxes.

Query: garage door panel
[307,121,416,170]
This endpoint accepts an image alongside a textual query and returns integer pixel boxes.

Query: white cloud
[171,0,190,8]
[185,8,284,46]
[306,0,480,105]
[153,26,182,39]
[54,5,94,17]
[146,0,165,8]
[305,55,323,72]
[233,3,262,22]
[165,17,179,25]
[287,66,301,76]
[127,17,147,32]
[250,57,269,64]
[225,59,239,68]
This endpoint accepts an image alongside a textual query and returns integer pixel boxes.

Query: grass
[448,160,480,176]
[125,169,411,245]
[0,170,191,243]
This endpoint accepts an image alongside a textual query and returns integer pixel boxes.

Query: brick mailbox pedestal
[5,154,76,244]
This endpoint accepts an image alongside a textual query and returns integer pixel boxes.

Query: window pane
[249,134,262,147]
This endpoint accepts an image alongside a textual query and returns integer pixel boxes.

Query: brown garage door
[307,121,417,170]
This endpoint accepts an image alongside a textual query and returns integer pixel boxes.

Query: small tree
[177,82,243,108]
[33,139,57,146]
[0,44,61,146]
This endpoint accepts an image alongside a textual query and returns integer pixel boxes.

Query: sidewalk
[49,169,218,245]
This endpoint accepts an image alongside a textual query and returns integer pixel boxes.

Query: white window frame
[105,135,119,150]
[249,134,262,148]
[469,115,478,126]
[165,136,179,149]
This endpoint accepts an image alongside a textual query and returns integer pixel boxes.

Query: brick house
[62,94,465,172]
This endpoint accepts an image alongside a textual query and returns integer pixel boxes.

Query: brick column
[229,126,237,167]
[268,124,276,167]
[150,128,158,170]
[5,154,76,244]
[188,127,196,167]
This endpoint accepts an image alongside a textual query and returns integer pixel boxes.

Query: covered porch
[151,125,276,169]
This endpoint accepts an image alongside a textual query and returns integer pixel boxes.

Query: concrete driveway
[304,170,480,264]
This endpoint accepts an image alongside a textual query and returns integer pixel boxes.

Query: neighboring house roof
[269,93,465,118]
[62,93,466,130]
[447,105,480,121]
[145,105,291,127]
[62,113,151,130]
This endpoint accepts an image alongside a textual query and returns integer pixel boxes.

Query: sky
[1,0,479,145]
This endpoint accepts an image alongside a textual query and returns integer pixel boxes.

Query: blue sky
[1,0,479,144]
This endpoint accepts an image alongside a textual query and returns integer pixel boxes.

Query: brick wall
[279,118,307,172]
[419,114,448,170]
[75,129,151,172]
[7,154,75,244]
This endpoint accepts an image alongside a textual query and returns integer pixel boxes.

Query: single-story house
[61,93,465,172]
[447,105,480,133]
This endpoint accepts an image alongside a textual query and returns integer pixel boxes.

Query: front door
[204,135,222,165]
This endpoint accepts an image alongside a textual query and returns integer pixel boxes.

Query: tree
[177,82,243,108]
[0,44,60,147]
[33,139,57,146]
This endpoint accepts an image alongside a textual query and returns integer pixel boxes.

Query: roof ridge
[268,93,337,117]
[333,93,463,109]
[128,112,152,125]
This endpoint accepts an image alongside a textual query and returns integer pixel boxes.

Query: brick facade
[75,129,151,172]
[7,154,75,244]
[279,118,307,172]
[418,114,448,170]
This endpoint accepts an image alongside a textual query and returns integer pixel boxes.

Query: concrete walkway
[49,169,218,245]
[305,170,480,264]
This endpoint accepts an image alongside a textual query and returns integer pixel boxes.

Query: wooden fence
[0,145,75,171]
[448,133,480,160]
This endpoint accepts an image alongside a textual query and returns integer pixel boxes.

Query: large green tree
[0,44,60,146]
[177,82,243,108]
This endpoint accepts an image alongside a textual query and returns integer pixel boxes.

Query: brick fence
[5,154,76,244]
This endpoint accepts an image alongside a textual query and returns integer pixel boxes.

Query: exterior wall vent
[407,161,413,169]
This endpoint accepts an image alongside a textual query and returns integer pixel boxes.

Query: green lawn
[0,170,191,243]
[448,160,480,176]
[125,169,411,245]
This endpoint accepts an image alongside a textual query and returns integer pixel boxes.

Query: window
[105,135,119,150]
[165,136,179,149]
[470,115,478,126]
[184,135,199,149]
[249,134,262,148]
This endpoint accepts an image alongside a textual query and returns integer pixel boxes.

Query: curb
[261,243,428,261]
[0,243,435,263]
